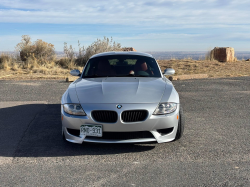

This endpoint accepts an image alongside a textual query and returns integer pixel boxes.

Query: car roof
[89,51,154,59]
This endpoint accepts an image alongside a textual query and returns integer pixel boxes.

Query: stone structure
[210,47,236,62]
[122,47,136,51]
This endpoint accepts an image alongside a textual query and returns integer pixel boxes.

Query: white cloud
[0,0,250,27]
[1,0,250,51]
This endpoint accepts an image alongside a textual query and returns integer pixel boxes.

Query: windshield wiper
[116,74,135,77]
[115,74,149,77]
[84,74,149,78]
[83,75,107,78]
[83,75,119,78]
[134,75,149,77]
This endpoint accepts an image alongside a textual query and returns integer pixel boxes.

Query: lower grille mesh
[96,131,154,140]
[66,128,155,140]
[67,128,80,136]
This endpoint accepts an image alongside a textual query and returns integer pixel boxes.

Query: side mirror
[163,68,175,75]
[70,69,81,76]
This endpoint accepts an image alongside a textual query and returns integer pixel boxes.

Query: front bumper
[61,103,179,143]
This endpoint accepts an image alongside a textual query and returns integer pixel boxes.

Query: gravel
[0,77,249,186]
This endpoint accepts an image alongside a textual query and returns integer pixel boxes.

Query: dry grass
[157,59,250,78]
[0,53,82,80]
[0,66,83,80]
[1,54,250,80]
[0,35,123,80]
[4,35,248,81]
[0,53,22,71]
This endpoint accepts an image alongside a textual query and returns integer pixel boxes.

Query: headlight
[63,104,86,116]
[153,103,177,115]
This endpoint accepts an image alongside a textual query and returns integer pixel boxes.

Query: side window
[84,60,98,76]
[83,62,91,76]
[147,59,160,76]
[147,59,153,70]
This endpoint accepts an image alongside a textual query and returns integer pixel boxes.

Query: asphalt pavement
[0,77,249,186]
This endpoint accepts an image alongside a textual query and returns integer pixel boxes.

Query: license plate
[80,125,102,137]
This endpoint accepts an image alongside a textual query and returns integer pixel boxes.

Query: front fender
[160,83,179,103]
[61,83,80,104]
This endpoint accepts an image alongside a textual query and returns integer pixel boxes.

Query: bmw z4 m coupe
[61,51,184,143]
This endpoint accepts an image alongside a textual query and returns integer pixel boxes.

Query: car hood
[75,77,170,104]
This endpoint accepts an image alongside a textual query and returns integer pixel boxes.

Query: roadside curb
[0,74,13,79]
[66,76,78,82]
[170,74,209,81]
[66,74,209,82]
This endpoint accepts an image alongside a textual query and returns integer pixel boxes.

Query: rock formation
[210,47,236,62]
[122,47,136,51]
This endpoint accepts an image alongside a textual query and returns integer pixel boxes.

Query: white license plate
[80,125,102,137]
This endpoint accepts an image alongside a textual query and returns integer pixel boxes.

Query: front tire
[62,131,68,142]
[174,105,185,141]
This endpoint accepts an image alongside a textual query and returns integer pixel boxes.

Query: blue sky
[0,0,250,51]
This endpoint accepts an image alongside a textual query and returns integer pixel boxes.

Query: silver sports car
[61,51,184,144]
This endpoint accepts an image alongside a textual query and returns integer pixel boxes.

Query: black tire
[62,132,68,142]
[174,105,185,141]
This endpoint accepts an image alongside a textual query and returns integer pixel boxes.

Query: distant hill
[1,51,250,61]
[145,51,250,60]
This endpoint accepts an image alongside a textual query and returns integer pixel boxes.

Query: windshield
[82,55,162,78]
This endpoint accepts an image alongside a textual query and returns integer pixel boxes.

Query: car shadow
[0,104,155,158]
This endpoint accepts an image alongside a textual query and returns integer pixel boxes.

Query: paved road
[0,77,249,186]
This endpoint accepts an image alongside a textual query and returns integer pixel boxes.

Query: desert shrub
[0,54,11,70]
[34,39,56,62]
[0,53,19,70]
[0,53,11,63]
[64,42,75,61]
[75,37,122,66]
[23,56,39,69]
[75,40,85,66]
[60,42,76,68]
[16,35,56,64]
[62,37,122,67]
[56,58,68,68]
[56,57,75,69]
[205,49,215,61]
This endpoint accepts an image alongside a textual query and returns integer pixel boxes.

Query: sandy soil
[1,59,249,80]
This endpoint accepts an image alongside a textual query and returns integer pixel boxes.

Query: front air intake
[92,111,118,123]
[96,131,154,140]
[121,110,148,122]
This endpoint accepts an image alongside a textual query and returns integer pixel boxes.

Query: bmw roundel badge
[117,104,122,109]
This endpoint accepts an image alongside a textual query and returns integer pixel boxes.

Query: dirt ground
[0,67,83,81]
[158,59,250,78]
[0,59,249,80]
